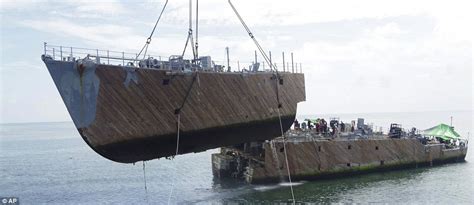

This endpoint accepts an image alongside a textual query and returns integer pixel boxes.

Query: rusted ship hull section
[212,138,468,184]
[42,56,306,163]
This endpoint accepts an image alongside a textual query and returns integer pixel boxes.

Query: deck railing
[43,42,170,67]
[43,42,304,73]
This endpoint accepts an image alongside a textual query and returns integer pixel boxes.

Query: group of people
[294,118,353,135]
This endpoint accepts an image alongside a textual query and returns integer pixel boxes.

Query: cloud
[20,18,143,51]
[371,22,404,37]
[0,61,43,71]
[0,0,40,10]
[1,0,472,123]
[2,0,127,20]
[158,0,473,42]
[295,18,472,114]
[70,0,126,15]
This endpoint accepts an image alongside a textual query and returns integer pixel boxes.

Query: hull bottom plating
[85,115,295,163]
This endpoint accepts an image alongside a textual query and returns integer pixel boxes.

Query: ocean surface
[1,110,473,204]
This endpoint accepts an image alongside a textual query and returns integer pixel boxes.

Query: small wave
[254,185,280,191]
[254,181,306,192]
[279,181,305,187]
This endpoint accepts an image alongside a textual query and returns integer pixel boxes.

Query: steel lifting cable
[182,0,196,60]
[274,72,295,204]
[167,73,199,204]
[135,0,169,62]
[228,0,276,73]
[181,31,196,59]
[277,108,296,204]
[137,2,168,201]
[195,0,199,59]
[176,73,199,114]
[228,0,295,203]
[167,113,180,205]
[142,161,149,204]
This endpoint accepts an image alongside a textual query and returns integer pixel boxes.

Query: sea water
[1,110,473,204]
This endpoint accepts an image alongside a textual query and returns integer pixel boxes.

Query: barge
[212,119,468,184]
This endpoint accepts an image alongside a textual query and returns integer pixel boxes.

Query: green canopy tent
[304,119,319,123]
[423,123,461,140]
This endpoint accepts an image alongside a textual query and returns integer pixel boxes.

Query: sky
[0,0,473,123]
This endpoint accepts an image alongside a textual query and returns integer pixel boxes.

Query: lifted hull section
[43,56,306,163]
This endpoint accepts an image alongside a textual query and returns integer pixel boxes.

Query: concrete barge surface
[212,133,468,184]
